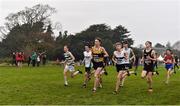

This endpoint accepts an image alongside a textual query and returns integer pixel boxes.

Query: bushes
[0,58,12,64]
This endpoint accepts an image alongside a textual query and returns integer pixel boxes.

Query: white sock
[100,70,105,74]
[99,83,103,88]
[153,72,156,75]
[130,71,135,74]
[73,71,79,76]
[64,76,68,85]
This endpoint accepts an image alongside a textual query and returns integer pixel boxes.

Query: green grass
[0,65,179,105]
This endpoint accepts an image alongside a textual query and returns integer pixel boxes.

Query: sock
[153,72,156,75]
[65,81,68,85]
[130,71,135,74]
[101,70,105,74]
[93,88,96,90]
[99,82,103,88]
[64,76,68,85]
[73,71,79,76]
[64,81,68,85]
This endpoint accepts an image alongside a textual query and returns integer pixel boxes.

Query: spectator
[31,52,37,67]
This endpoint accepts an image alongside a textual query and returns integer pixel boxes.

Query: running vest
[91,46,105,63]
[144,49,154,65]
[83,51,92,67]
[164,54,173,64]
[114,51,125,65]
[123,48,131,63]
[64,51,75,66]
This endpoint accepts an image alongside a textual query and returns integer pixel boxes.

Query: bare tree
[0,4,57,38]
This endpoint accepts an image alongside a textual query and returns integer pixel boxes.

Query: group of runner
[11,51,47,67]
[62,37,179,94]
[12,52,25,67]
[27,52,47,67]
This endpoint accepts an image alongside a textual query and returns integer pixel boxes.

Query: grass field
[0,65,179,105]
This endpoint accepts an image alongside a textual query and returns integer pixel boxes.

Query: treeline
[54,23,135,60]
[0,4,135,61]
[1,4,178,62]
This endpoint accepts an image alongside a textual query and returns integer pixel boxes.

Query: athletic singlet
[83,51,92,67]
[64,51,75,66]
[91,46,105,63]
[164,54,173,64]
[144,49,154,65]
[114,50,125,65]
[123,48,131,64]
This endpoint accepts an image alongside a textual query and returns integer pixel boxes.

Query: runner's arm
[102,47,109,57]
[172,55,176,64]
[140,50,144,64]
[112,53,117,64]
[69,52,75,61]
[130,48,136,61]
[150,50,156,61]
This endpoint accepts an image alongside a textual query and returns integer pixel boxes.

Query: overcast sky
[0,0,179,46]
